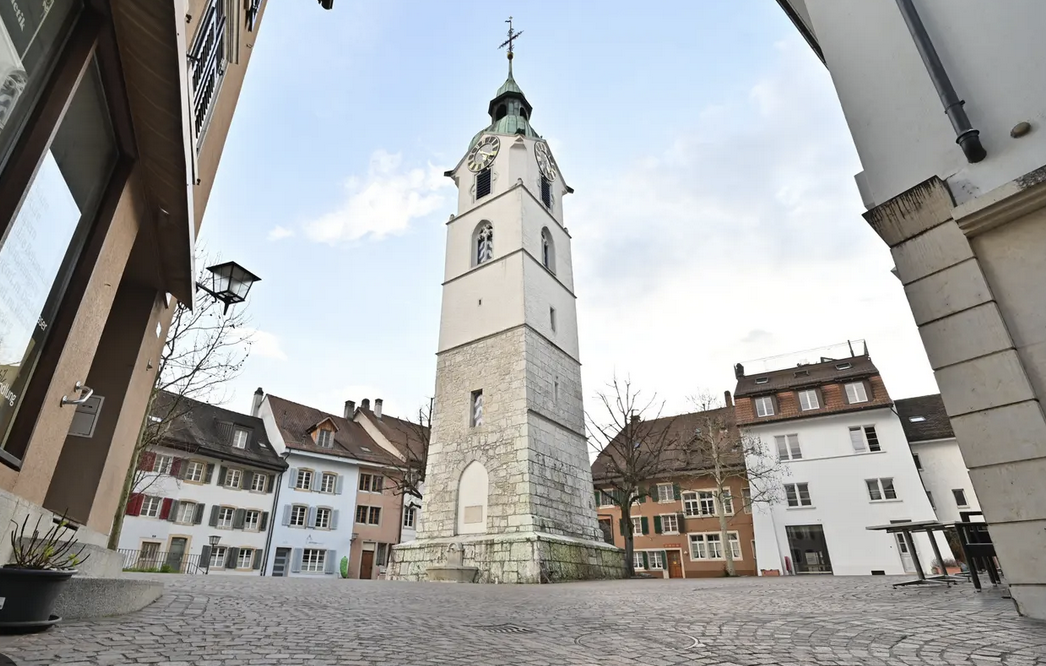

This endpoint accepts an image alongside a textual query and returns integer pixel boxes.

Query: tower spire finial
[498,16,523,75]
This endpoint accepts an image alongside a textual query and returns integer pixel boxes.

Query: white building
[735,343,950,576]
[118,392,286,575]
[777,0,1046,618]
[896,394,981,524]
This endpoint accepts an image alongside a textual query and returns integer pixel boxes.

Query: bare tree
[384,399,431,502]
[588,375,681,577]
[684,392,784,576]
[107,261,254,549]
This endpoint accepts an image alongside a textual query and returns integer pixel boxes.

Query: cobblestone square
[1,575,1044,665]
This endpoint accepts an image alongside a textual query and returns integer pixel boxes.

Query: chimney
[629,411,639,425]
[724,390,733,408]
[374,398,383,419]
[361,398,371,411]
[733,363,745,379]
[251,388,264,416]
[344,400,356,419]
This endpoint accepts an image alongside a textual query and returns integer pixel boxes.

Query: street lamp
[205,534,221,575]
[195,261,261,314]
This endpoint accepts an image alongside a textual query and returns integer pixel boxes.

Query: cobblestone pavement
[1,574,1044,665]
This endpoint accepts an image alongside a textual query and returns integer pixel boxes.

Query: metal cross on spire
[499,16,523,73]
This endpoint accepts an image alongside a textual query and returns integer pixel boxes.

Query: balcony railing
[119,548,204,575]
[189,0,228,148]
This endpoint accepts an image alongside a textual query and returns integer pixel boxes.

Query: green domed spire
[468,17,541,150]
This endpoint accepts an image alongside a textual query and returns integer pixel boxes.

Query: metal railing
[119,548,204,575]
[189,0,227,146]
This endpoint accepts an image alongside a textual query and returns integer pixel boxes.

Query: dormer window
[798,389,819,411]
[754,377,769,385]
[540,177,552,209]
[836,362,852,370]
[909,416,926,423]
[844,381,869,404]
[317,430,333,448]
[232,428,250,449]
[794,370,809,377]
[476,168,492,199]
[754,396,775,418]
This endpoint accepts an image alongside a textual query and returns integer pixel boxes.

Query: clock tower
[388,29,624,583]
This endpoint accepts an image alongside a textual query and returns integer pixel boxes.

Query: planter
[0,566,75,633]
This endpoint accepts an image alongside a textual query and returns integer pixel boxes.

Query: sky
[199,0,939,423]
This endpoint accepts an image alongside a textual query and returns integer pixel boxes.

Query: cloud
[242,328,288,361]
[302,150,451,245]
[267,225,295,241]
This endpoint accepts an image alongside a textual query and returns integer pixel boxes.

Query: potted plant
[0,513,88,633]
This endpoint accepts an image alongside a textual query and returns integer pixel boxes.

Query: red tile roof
[265,394,401,467]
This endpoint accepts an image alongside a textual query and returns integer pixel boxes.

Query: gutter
[260,452,288,576]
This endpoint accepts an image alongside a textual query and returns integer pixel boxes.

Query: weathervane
[499,16,523,73]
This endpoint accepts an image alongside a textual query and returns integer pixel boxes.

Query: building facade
[778,0,1046,617]
[0,0,266,567]
[118,392,286,575]
[735,342,948,576]
[388,51,623,583]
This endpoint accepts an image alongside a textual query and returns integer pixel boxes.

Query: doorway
[666,550,684,578]
[359,549,375,579]
[895,533,916,573]
[785,525,833,574]
[271,548,291,577]
[166,537,187,572]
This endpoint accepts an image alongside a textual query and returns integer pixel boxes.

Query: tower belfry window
[540,177,552,209]
[540,228,555,273]
[476,168,492,199]
[476,223,494,265]
[495,104,507,121]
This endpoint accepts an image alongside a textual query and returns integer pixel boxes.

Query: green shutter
[653,516,662,534]
[662,550,668,569]
[673,483,682,500]
[639,487,647,503]
[594,491,600,508]
[641,551,649,569]
[641,516,649,535]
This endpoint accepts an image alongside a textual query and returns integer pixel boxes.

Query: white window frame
[845,381,869,404]
[176,501,196,524]
[754,396,775,417]
[232,428,249,449]
[209,546,227,569]
[141,496,162,518]
[660,513,679,534]
[682,492,700,517]
[237,548,253,569]
[720,490,734,515]
[289,504,308,528]
[866,477,897,502]
[849,425,881,453]
[698,491,716,516]
[225,468,242,489]
[656,483,675,503]
[315,507,332,529]
[251,473,267,492]
[631,516,642,534]
[633,551,645,570]
[243,510,260,531]
[301,548,326,574]
[798,389,819,411]
[403,506,417,529]
[216,506,235,529]
[952,488,969,508]
[597,490,615,507]
[295,469,313,490]
[321,472,337,494]
[688,532,742,560]
[775,434,802,461]
[741,487,752,514]
[646,550,665,570]
[785,482,813,507]
[153,454,173,475]
[185,461,205,483]
[316,429,333,448]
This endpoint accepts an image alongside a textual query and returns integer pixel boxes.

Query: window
[176,502,197,524]
[470,390,484,427]
[909,416,926,423]
[217,507,235,529]
[210,546,227,568]
[244,510,260,531]
[728,534,742,559]
[633,551,644,570]
[541,228,555,273]
[237,549,254,569]
[316,429,333,448]
[549,306,556,332]
[798,389,819,411]
[836,362,853,370]
[290,505,308,528]
[775,434,802,460]
[232,428,249,449]
[866,478,897,501]
[597,490,615,507]
[926,491,935,509]
[660,514,679,534]
[646,550,665,570]
[356,505,381,525]
[295,469,313,490]
[952,489,969,508]
[315,507,332,529]
[475,168,492,199]
[474,222,494,265]
[913,454,922,470]
[141,497,162,518]
[190,0,228,147]
[153,455,173,475]
[186,461,205,483]
[720,491,734,515]
[301,549,326,574]
[754,396,775,417]
[376,543,389,567]
[682,492,701,517]
[785,482,812,507]
[688,533,738,560]
[359,473,383,493]
[845,382,868,404]
[656,483,675,503]
[754,377,769,385]
[251,473,268,492]
[864,426,880,452]
[849,426,881,453]
[631,516,642,535]
[741,487,752,514]
[225,468,242,489]
[698,491,716,516]
[321,472,338,494]
[403,506,417,529]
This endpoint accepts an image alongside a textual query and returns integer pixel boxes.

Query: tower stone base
[388,532,626,584]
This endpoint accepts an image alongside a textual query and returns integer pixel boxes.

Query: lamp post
[195,261,261,314]
[205,534,221,575]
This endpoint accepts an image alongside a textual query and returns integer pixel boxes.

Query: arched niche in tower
[473,220,494,267]
[540,227,556,274]
[457,460,489,535]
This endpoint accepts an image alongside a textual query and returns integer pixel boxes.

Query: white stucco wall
[913,438,981,523]
[745,408,950,576]
[795,0,1046,208]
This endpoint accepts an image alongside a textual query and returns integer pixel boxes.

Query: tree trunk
[621,504,635,577]
[718,506,735,576]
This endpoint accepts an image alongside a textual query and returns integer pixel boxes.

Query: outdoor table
[866,520,956,588]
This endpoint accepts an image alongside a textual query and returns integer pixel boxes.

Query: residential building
[0,0,267,569]
[735,341,948,577]
[118,391,286,575]
[592,405,757,578]
[896,394,981,523]
[255,392,411,579]
[777,0,1046,617]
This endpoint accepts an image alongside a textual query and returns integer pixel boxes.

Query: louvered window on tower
[540,177,552,208]
[476,168,492,198]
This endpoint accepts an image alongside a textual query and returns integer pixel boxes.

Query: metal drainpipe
[895,0,986,163]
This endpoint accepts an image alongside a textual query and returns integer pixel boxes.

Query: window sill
[786,506,816,511]
[869,499,903,504]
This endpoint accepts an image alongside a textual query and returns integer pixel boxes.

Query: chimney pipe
[251,388,264,417]
[374,398,383,419]
[361,398,371,411]
[724,390,733,408]
[344,400,356,419]
[734,363,745,379]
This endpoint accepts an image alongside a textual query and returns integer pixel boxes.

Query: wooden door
[359,550,375,579]
[666,550,684,578]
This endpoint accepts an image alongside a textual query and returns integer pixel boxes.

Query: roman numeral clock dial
[535,141,558,181]
[467,135,500,172]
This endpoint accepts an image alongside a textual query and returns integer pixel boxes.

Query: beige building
[0,0,266,567]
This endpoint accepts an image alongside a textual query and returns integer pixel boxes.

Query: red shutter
[170,458,183,478]
[137,451,156,472]
[126,493,144,516]
[159,498,173,520]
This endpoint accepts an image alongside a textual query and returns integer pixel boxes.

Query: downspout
[260,455,288,575]
[895,0,986,163]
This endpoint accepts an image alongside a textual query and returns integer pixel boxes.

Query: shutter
[641,516,649,535]
[282,505,291,526]
[170,458,183,478]
[330,510,339,530]
[259,511,269,531]
[307,506,317,528]
[594,491,600,507]
[217,466,228,487]
[200,545,211,566]
[165,500,180,522]
[639,488,647,503]
[243,471,254,491]
[641,551,649,569]
[233,508,246,530]
[287,469,297,488]
[662,550,668,568]
[252,549,262,570]
[335,475,344,495]
[290,548,303,573]
[204,463,215,483]
[653,516,662,534]
[673,483,682,500]
[159,498,172,520]
[209,505,220,527]
[325,550,336,575]
[194,503,205,525]
[126,493,144,516]
[226,547,239,569]
[138,451,156,471]
[268,474,276,492]
[311,473,323,492]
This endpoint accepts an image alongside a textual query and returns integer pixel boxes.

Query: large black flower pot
[0,567,74,633]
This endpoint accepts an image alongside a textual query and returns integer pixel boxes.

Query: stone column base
[388,532,626,583]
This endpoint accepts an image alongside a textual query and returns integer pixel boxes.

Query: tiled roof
[152,391,286,471]
[734,354,879,398]
[265,394,401,467]
[895,394,954,442]
[357,407,428,464]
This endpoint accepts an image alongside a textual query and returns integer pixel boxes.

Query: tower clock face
[467,135,500,173]
[535,141,558,181]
